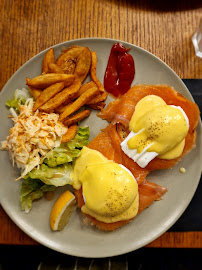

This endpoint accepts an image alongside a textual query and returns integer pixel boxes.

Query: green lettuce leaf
[6,88,30,112]
[44,126,90,167]
[26,163,73,186]
[20,178,55,213]
[67,126,90,149]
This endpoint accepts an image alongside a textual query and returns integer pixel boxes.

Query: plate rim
[0,37,201,258]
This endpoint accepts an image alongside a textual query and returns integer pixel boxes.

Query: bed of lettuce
[6,89,90,213]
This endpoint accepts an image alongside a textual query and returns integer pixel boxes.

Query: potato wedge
[61,124,77,143]
[33,82,65,111]
[55,102,73,114]
[90,51,104,92]
[27,74,75,89]
[88,102,106,110]
[38,79,81,112]
[26,78,42,100]
[56,46,85,74]
[42,48,55,74]
[48,63,64,74]
[63,110,91,126]
[74,81,97,99]
[86,92,108,105]
[59,86,99,121]
[74,47,91,83]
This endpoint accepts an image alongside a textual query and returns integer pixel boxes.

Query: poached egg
[72,146,139,223]
[121,95,189,168]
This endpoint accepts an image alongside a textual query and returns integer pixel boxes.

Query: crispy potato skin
[55,102,73,114]
[74,81,97,99]
[74,47,92,83]
[38,79,81,112]
[56,45,85,74]
[33,82,65,111]
[86,92,108,105]
[61,124,77,143]
[90,51,105,92]
[26,78,42,100]
[42,48,55,74]
[48,63,64,74]
[63,109,91,126]
[27,45,106,125]
[26,74,75,89]
[59,86,99,121]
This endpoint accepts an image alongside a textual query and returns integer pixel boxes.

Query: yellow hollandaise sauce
[72,147,139,223]
[128,95,189,160]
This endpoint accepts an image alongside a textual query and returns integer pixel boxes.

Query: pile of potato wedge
[26,45,108,143]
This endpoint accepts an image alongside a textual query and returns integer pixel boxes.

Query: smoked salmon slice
[74,124,167,231]
[74,84,200,231]
[98,84,200,131]
[74,180,167,231]
[98,84,200,171]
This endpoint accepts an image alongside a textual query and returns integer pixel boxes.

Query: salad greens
[5,91,90,213]
[21,126,89,212]
[6,88,31,112]
[44,126,90,167]
[26,163,73,187]
[20,178,55,213]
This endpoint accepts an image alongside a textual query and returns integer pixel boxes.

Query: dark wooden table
[0,0,202,248]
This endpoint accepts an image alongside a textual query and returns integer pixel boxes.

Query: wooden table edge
[1,204,202,248]
[1,229,202,248]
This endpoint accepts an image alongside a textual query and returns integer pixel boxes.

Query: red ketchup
[104,43,135,98]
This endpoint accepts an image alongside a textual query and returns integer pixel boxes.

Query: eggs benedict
[72,84,199,231]
[72,146,139,224]
[121,95,189,168]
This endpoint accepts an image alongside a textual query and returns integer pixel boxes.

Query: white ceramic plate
[0,38,201,258]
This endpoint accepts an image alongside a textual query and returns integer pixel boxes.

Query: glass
[192,17,202,58]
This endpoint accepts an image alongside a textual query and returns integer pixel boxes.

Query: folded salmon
[74,85,199,231]
[98,84,200,171]
[75,180,167,231]
[99,84,199,130]
[74,124,167,231]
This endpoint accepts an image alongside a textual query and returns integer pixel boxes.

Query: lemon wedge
[50,190,77,231]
